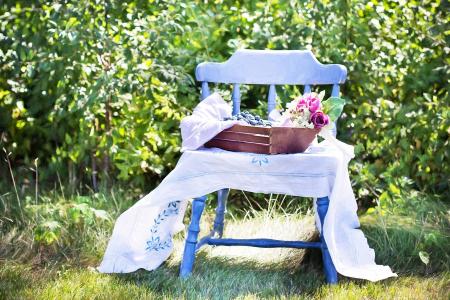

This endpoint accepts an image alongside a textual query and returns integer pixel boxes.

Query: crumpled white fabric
[180,93,239,152]
[98,93,397,282]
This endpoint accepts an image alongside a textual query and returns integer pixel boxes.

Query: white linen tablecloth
[98,93,397,282]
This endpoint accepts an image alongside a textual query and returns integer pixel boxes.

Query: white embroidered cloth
[98,93,397,282]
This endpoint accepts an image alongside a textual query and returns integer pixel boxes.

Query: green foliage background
[1,0,448,205]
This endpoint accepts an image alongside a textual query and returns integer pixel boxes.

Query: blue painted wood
[207,238,321,249]
[331,83,340,97]
[196,50,347,85]
[180,195,207,278]
[201,82,210,100]
[304,84,311,94]
[214,189,228,237]
[268,84,277,117]
[195,189,229,251]
[195,232,212,251]
[317,197,338,284]
[232,84,241,115]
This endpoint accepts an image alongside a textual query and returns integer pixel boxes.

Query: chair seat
[164,143,341,199]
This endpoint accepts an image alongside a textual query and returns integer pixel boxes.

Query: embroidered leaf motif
[251,155,269,166]
[146,201,180,252]
[146,236,172,252]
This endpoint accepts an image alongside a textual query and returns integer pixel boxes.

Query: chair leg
[213,189,229,238]
[180,195,207,278]
[316,197,338,284]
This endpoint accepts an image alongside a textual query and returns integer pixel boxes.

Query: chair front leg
[180,195,207,278]
[316,197,338,284]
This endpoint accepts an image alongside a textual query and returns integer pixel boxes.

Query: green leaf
[419,251,430,265]
[389,183,401,195]
[366,207,376,214]
[44,231,58,245]
[322,97,346,122]
[93,209,110,221]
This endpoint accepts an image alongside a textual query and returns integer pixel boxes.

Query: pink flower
[296,97,307,111]
[310,111,329,129]
[306,95,321,113]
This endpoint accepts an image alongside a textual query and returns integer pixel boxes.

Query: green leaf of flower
[322,97,346,122]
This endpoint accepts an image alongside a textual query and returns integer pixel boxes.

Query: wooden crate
[204,124,320,154]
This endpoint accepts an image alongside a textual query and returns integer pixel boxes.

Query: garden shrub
[0,0,448,205]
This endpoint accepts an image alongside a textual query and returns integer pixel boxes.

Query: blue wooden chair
[179,49,347,284]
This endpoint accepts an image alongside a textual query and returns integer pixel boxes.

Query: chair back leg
[213,189,229,238]
[180,195,207,278]
[317,197,338,284]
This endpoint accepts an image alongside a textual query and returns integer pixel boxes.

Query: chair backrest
[195,49,347,126]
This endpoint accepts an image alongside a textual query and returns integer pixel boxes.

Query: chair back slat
[268,85,277,116]
[201,82,210,100]
[304,85,311,94]
[232,84,241,115]
[331,84,340,97]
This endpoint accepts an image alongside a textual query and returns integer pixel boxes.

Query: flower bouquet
[278,91,346,130]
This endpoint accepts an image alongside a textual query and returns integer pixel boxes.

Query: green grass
[1,191,449,299]
[1,260,449,300]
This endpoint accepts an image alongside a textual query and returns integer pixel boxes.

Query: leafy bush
[0,0,448,204]
[0,192,116,263]
[0,1,197,188]
[30,199,110,246]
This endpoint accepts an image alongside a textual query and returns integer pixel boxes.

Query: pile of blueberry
[224,110,272,127]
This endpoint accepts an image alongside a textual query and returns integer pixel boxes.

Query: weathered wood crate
[205,124,320,154]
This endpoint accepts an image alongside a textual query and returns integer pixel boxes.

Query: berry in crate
[223,111,272,127]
